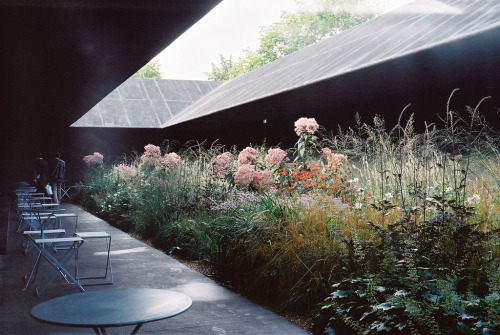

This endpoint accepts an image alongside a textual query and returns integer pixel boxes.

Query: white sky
[153,0,414,80]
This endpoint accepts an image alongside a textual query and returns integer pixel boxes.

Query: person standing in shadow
[49,152,66,203]
[34,151,49,195]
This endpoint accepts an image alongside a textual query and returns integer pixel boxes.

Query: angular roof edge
[71,78,221,128]
[161,0,500,128]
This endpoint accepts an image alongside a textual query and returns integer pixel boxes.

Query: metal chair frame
[74,232,114,286]
[23,235,85,296]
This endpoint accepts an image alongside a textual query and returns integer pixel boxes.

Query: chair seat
[74,232,110,239]
[35,237,83,244]
[23,229,66,235]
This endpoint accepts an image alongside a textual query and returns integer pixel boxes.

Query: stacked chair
[14,184,113,297]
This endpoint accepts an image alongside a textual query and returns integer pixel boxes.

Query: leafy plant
[314,92,500,334]
[75,95,500,328]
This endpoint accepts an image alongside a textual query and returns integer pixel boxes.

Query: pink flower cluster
[143,144,161,158]
[294,117,319,136]
[161,152,183,168]
[253,170,274,190]
[212,152,233,177]
[141,144,161,166]
[238,147,258,166]
[83,152,104,166]
[264,148,287,166]
[322,148,347,167]
[234,164,255,187]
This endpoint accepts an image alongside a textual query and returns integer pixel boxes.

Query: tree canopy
[206,0,377,81]
[132,60,163,79]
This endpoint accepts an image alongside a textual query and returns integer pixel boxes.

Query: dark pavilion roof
[0,0,222,191]
[159,0,500,128]
[72,79,221,128]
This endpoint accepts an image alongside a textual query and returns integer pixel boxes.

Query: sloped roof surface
[72,79,221,128]
[161,0,500,128]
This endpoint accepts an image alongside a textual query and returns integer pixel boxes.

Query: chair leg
[22,250,42,291]
[74,233,113,286]
[33,240,85,296]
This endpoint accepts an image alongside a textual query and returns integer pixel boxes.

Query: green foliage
[94,185,134,231]
[258,6,373,63]
[205,54,263,81]
[75,93,500,329]
[206,55,238,81]
[206,0,376,81]
[314,92,500,334]
[314,215,500,334]
[132,60,162,79]
[129,152,214,239]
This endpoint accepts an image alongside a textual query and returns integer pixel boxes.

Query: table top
[31,288,192,328]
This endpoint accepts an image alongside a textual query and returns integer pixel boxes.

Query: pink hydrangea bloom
[237,147,258,166]
[143,144,161,158]
[212,152,233,177]
[322,148,347,167]
[234,164,255,187]
[141,144,162,166]
[264,148,287,166]
[294,117,319,136]
[161,152,183,168]
[252,170,274,190]
[83,152,104,166]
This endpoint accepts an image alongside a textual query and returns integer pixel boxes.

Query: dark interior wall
[2,2,500,194]
[161,25,500,150]
[0,1,221,193]
[21,23,500,190]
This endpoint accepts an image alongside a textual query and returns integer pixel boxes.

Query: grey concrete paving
[0,202,311,335]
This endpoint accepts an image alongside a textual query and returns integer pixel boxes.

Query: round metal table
[31,288,192,335]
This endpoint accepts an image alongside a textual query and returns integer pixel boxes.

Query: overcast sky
[153,0,414,80]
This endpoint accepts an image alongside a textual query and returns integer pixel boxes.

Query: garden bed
[75,94,500,334]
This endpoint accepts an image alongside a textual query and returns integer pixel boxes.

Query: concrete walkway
[0,202,311,335]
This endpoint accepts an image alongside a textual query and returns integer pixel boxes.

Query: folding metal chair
[21,209,85,296]
[74,232,113,286]
[22,228,66,254]
[23,235,85,296]
[60,181,75,200]
[18,208,58,233]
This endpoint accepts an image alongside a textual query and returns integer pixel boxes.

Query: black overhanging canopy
[0,0,221,191]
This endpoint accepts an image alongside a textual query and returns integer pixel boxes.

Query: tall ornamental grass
[75,92,500,333]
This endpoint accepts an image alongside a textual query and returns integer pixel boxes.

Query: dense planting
[76,94,500,334]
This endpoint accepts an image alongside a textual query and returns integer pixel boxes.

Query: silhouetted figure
[34,152,49,195]
[49,152,66,203]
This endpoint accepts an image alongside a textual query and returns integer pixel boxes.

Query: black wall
[2,3,500,194]
[0,1,222,193]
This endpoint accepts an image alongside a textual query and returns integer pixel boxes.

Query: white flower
[445,186,453,193]
[347,178,359,184]
[384,192,393,200]
[354,202,363,209]
[466,194,481,205]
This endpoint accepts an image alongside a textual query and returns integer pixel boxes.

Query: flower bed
[75,95,500,334]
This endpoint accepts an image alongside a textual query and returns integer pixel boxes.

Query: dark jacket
[50,158,66,183]
[35,158,49,185]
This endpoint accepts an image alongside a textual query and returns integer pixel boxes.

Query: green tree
[132,60,163,79]
[206,55,238,81]
[206,0,377,81]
